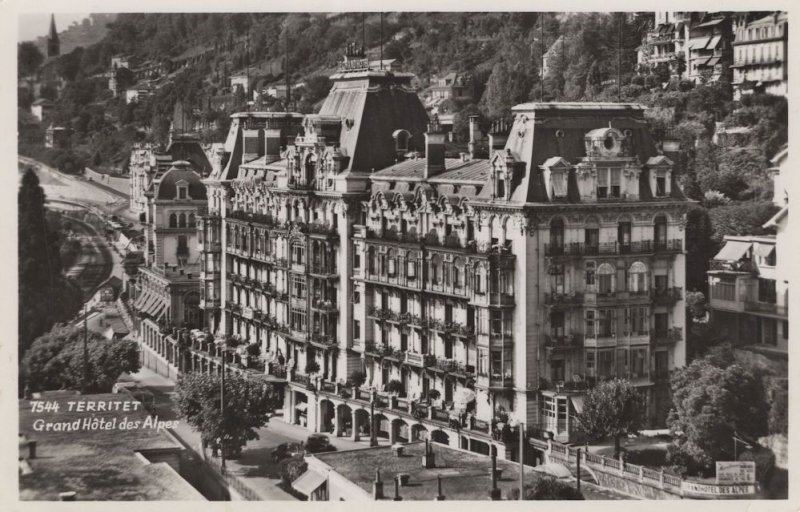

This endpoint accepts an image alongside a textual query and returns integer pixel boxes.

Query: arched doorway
[319,399,335,434]
[337,403,353,437]
[411,423,428,442]
[431,429,450,446]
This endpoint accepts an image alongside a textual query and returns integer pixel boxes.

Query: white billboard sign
[716,461,756,484]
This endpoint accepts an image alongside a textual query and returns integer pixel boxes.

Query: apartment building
[707,146,788,360]
[731,12,788,100]
[193,47,688,455]
[637,12,690,77]
[134,161,208,377]
[686,13,733,83]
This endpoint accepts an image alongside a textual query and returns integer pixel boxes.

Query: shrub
[348,369,367,387]
[305,360,320,375]
[386,379,405,395]
[509,477,584,500]
[305,434,336,454]
[427,389,441,401]
[279,456,308,487]
[739,447,776,485]
[246,343,261,357]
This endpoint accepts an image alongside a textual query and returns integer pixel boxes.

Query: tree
[23,324,141,392]
[684,205,716,293]
[768,378,788,436]
[667,345,769,476]
[174,372,278,458]
[480,60,532,121]
[509,477,584,500]
[348,369,367,388]
[18,42,44,77]
[18,169,83,361]
[575,378,646,457]
[707,201,780,244]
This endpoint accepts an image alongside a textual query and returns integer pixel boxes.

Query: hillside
[32,14,117,56]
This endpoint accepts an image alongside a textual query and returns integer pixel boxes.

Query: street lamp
[733,433,752,460]
[214,336,228,469]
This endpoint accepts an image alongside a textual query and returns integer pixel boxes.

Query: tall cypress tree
[18,169,66,358]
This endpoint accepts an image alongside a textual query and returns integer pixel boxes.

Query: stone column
[351,410,361,442]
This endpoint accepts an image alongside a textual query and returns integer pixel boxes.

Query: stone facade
[197,50,689,454]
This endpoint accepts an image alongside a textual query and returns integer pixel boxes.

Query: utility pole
[215,337,227,470]
[518,422,524,500]
[82,303,88,394]
[576,447,582,493]
[618,15,622,103]
[540,13,545,101]
[380,12,384,69]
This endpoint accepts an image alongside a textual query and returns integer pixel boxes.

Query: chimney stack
[424,115,447,179]
[489,118,511,152]
[468,115,481,158]
[264,128,282,159]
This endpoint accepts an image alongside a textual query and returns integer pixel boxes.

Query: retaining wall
[85,167,130,196]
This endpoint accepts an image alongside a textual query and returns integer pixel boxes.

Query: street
[126,366,395,500]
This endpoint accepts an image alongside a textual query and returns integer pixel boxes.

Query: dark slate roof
[371,158,490,183]
[318,72,429,173]
[155,162,207,200]
[166,137,212,176]
[499,103,665,203]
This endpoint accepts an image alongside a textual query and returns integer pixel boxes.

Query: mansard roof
[371,158,490,183]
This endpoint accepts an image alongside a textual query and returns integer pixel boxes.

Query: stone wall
[85,167,130,196]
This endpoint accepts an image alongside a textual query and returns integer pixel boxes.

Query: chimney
[424,115,447,179]
[372,469,384,499]
[468,115,481,158]
[264,128,282,159]
[489,118,511,152]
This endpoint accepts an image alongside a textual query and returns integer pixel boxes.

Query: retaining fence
[84,167,130,196]
[540,439,755,499]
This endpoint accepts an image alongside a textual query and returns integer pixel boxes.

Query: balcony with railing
[309,332,338,349]
[653,327,683,346]
[743,299,788,318]
[651,287,683,305]
[545,239,682,258]
[544,333,583,351]
[544,291,584,308]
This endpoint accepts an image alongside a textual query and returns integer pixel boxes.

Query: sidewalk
[127,367,389,501]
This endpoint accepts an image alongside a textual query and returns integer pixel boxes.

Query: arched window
[189,213,196,227]
[550,218,565,252]
[597,262,616,295]
[179,213,187,227]
[368,247,377,274]
[453,258,464,288]
[169,213,177,228]
[584,216,600,253]
[393,129,411,154]
[654,215,668,247]
[430,254,442,284]
[617,216,632,251]
[406,252,417,279]
[474,263,487,294]
[387,249,397,277]
[629,261,648,293]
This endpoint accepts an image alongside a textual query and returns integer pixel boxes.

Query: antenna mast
[617,14,622,103]
[285,29,291,112]
[380,12,384,69]
[540,13,545,101]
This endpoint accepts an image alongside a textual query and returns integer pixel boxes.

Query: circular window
[555,129,565,138]
[604,134,616,150]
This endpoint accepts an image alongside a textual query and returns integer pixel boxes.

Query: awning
[697,18,724,28]
[707,35,722,49]
[134,290,153,310]
[292,469,326,496]
[688,37,711,50]
[694,57,711,67]
[714,240,751,261]
[754,244,775,258]
[570,395,585,415]
[144,294,165,316]
[706,57,721,67]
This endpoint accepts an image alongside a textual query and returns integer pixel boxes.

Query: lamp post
[733,433,751,460]
[214,337,228,469]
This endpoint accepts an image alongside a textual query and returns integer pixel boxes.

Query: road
[18,156,138,223]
